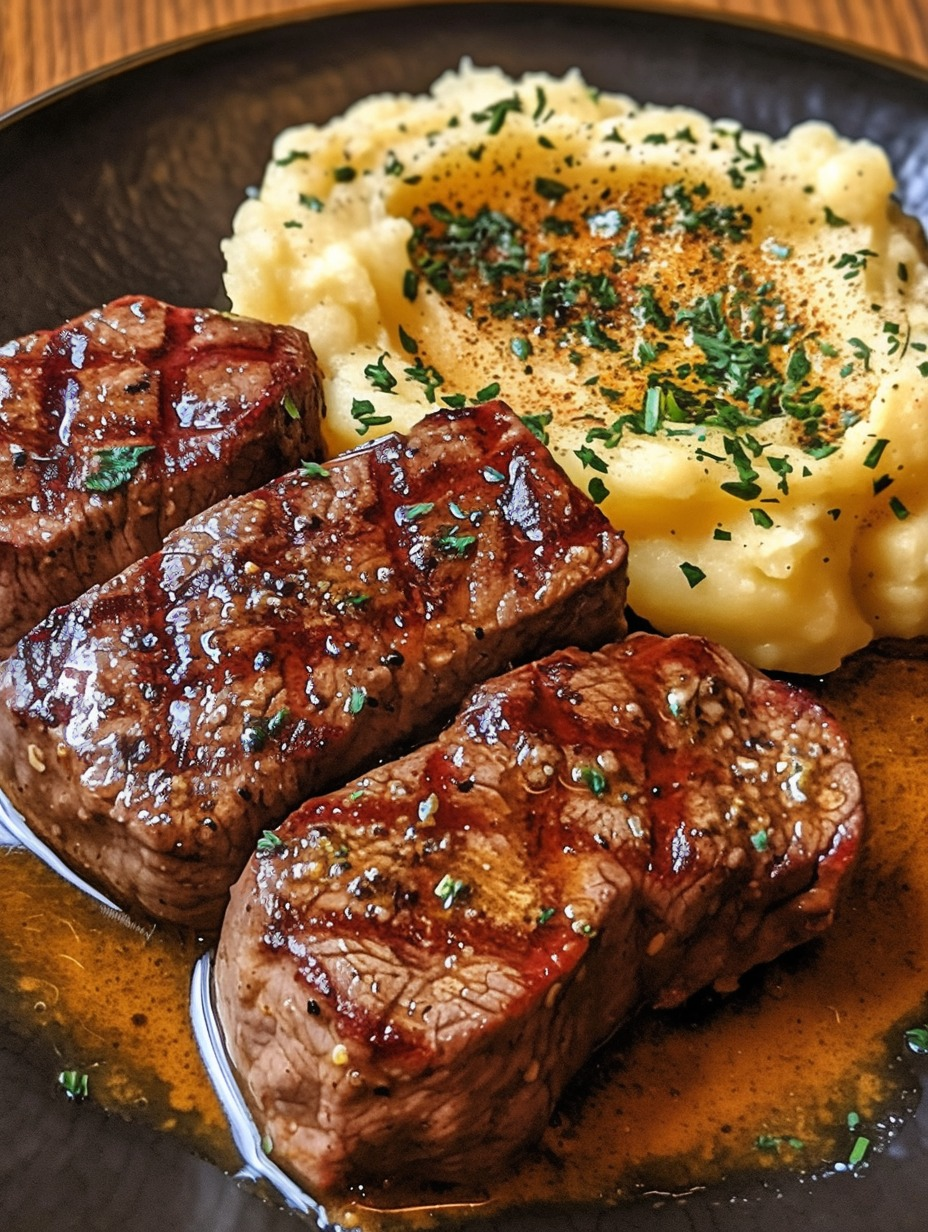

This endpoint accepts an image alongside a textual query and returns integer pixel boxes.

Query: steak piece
[0,401,627,929]
[0,294,324,654]
[214,632,863,1193]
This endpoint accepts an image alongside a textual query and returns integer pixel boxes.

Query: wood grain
[2,0,927,116]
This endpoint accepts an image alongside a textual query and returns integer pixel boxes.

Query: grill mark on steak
[213,633,863,1193]
[0,295,324,654]
[0,401,627,929]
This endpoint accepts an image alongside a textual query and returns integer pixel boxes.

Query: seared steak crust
[0,294,323,653]
[214,633,863,1192]
[0,402,627,928]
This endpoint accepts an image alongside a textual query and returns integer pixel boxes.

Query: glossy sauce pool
[0,644,927,1229]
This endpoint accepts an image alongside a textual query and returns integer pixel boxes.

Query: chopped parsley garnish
[434,873,469,908]
[435,529,478,556]
[350,398,392,435]
[905,1024,928,1053]
[283,392,301,420]
[756,1133,804,1152]
[471,93,523,135]
[274,149,309,167]
[848,1136,870,1167]
[242,707,290,754]
[400,501,435,521]
[534,176,569,202]
[863,438,889,469]
[579,765,608,796]
[587,476,609,504]
[520,410,552,444]
[257,830,285,853]
[84,445,155,492]
[824,205,849,226]
[333,165,356,183]
[347,686,367,715]
[680,562,706,588]
[300,460,330,478]
[58,1069,89,1100]
[299,193,324,211]
[364,353,398,394]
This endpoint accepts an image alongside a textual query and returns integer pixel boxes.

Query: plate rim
[3,0,928,134]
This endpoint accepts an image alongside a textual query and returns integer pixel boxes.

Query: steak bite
[0,401,628,929]
[214,633,863,1193]
[0,294,324,654]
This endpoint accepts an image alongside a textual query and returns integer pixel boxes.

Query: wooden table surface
[1,0,927,115]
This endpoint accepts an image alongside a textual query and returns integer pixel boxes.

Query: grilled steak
[214,632,863,1193]
[0,294,324,654]
[0,401,627,929]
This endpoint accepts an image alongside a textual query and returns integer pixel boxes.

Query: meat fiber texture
[0,294,324,654]
[214,632,863,1193]
[0,401,628,929]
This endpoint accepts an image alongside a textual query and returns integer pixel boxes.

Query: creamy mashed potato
[223,63,928,673]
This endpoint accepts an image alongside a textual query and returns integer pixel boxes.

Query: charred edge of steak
[213,632,863,1193]
[0,294,324,653]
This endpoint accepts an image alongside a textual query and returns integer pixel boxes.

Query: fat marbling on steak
[214,632,863,1193]
[0,401,628,929]
[0,294,324,654]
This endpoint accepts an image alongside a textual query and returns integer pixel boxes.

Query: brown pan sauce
[0,641,926,1228]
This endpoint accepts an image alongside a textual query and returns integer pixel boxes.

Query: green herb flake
[398,325,419,354]
[579,765,608,797]
[751,829,770,852]
[750,508,774,529]
[298,193,324,212]
[520,410,552,444]
[680,561,706,588]
[471,94,523,135]
[587,476,609,504]
[333,165,356,183]
[58,1069,89,1100]
[534,176,569,202]
[350,398,392,436]
[283,219,303,229]
[847,1111,861,1131]
[400,501,435,522]
[482,466,506,483]
[300,460,330,479]
[474,381,501,402]
[364,353,398,394]
[848,1136,870,1167]
[848,337,872,370]
[274,149,309,167]
[537,906,556,925]
[435,529,478,557]
[434,873,469,908]
[756,1133,804,1152]
[347,686,367,715]
[403,269,419,301]
[904,1024,928,1053]
[713,527,732,541]
[898,262,909,283]
[824,205,849,227]
[84,445,155,493]
[283,392,301,420]
[863,438,889,469]
[256,830,285,853]
[511,336,533,361]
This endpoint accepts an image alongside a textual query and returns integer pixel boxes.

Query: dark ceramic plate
[2,4,928,1230]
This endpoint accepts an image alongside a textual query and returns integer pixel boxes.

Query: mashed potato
[223,63,928,674]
